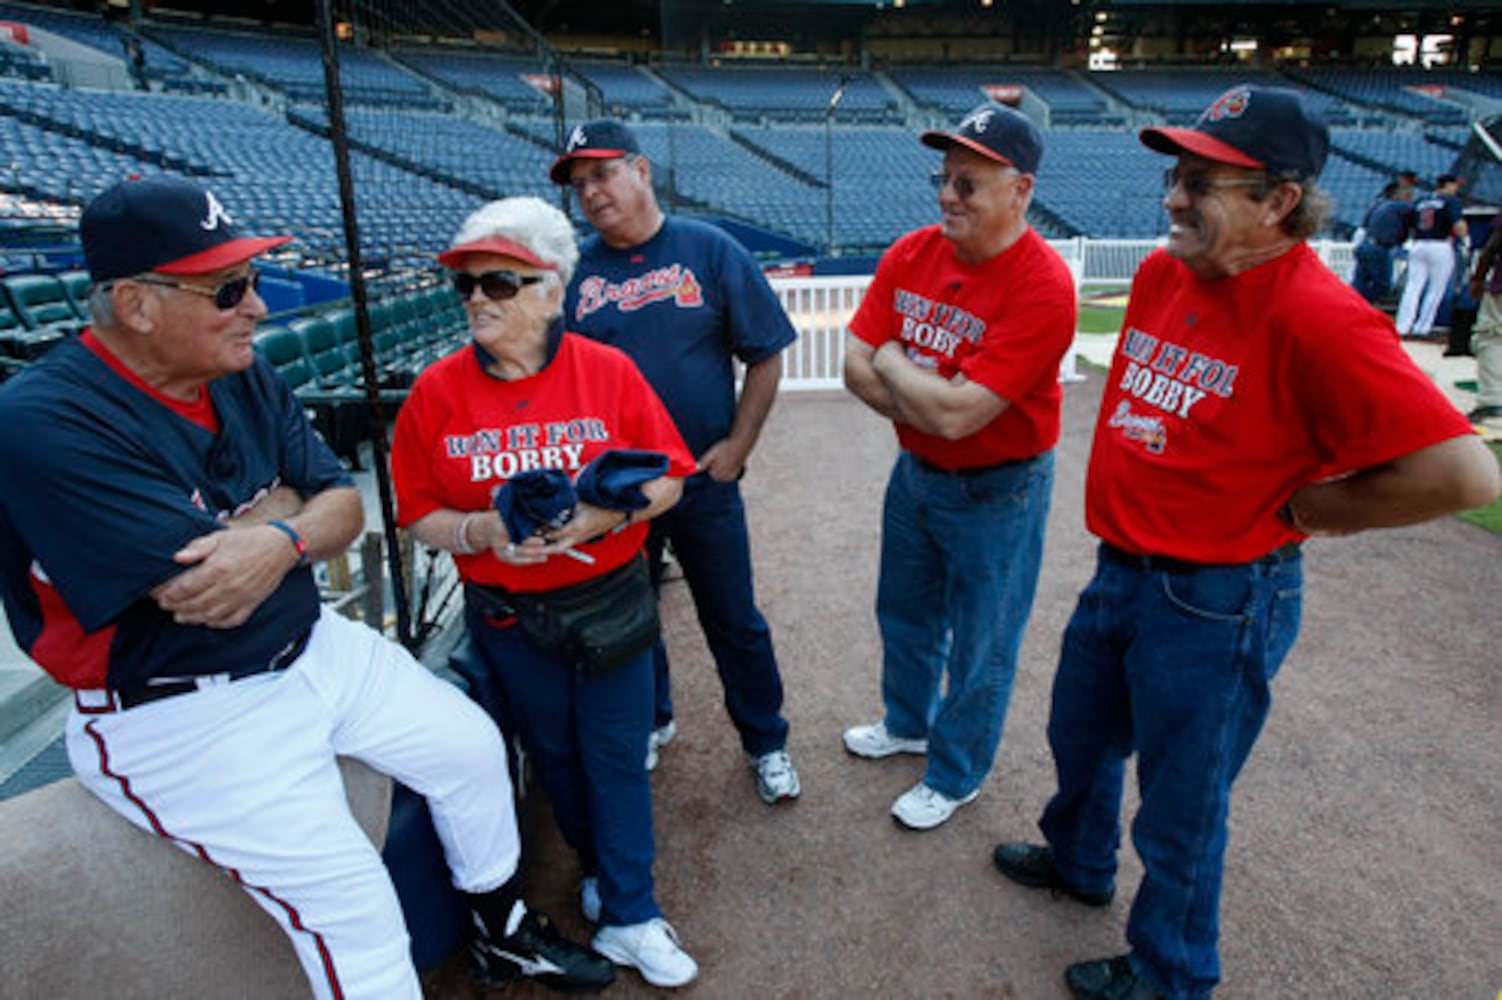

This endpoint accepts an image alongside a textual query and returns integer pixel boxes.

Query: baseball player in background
[1395,172,1468,339]
[0,176,612,998]
[549,119,802,805]
[842,103,1076,830]
[991,85,1499,1000]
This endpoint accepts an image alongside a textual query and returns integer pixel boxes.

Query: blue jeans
[1039,544,1303,999]
[463,605,660,928]
[876,449,1053,800]
[647,473,788,756]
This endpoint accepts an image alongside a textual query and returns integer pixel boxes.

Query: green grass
[1457,441,1502,537]
[1078,303,1126,335]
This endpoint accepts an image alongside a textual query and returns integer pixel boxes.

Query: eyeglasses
[452,270,546,301]
[930,170,981,199]
[569,157,633,195]
[130,269,260,310]
[930,168,1019,200]
[1163,167,1263,199]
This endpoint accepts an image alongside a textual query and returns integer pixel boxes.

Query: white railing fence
[771,238,1356,390]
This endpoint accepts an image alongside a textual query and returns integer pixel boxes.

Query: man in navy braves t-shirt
[551,120,801,805]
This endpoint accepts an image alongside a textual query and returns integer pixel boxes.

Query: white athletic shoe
[592,917,699,988]
[890,781,979,831]
[580,876,601,924]
[843,720,928,759]
[644,720,677,771]
[749,748,801,804]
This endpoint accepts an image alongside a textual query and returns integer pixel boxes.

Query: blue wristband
[268,519,309,566]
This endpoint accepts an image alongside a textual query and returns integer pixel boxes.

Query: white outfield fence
[770,238,1357,391]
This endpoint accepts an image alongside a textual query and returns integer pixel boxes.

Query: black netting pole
[316,0,415,648]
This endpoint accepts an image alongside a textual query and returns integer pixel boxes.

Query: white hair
[451,196,579,285]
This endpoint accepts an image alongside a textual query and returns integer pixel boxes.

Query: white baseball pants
[67,608,519,1000]
[1395,239,1455,336]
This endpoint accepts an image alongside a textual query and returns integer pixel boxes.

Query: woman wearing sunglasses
[390,196,702,988]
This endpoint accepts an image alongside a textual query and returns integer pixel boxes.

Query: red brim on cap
[548,148,630,185]
[437,235,557,271]
[156,235,292,275]
[1139,126,1264,169]
[919,131,1015,169]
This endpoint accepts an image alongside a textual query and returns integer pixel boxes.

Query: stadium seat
[57,270,92,322]
[0,275,75,358]
[254,324,315,391]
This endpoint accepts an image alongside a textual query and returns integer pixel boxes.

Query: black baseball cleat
[470,909,616,993]
[1065,955,1163,1000]
[991,841,1115,907]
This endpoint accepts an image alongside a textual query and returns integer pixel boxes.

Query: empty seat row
[0,270,89,361]
[253,282,470,464]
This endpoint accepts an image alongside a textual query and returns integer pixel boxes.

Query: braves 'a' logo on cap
[566,125,589,153]
[959,107,994,135]
[1202,86,1251,124]
[200,190,234,232]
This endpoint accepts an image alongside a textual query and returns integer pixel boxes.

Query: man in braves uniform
[549,119,801,805]
[0,176,610,998]
[1395,172,1468,339]
[842,103,1076,831]
[990,86,1499,1000]
[1348,180,1412,304]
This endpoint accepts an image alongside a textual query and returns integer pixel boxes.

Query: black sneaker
[991,841,1114,907]
[1467,405,1502,423]
[1065,955,1162,1000]
[470,909,616,993]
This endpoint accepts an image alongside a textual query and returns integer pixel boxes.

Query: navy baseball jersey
[1411,192,1462,241]
[564,216,797,457]
[0,334,352,693]
[1362,199,1413,248]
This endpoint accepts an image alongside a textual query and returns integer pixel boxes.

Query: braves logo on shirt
[573,265,703,322]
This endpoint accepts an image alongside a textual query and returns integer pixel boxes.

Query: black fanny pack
[467,554,660,675]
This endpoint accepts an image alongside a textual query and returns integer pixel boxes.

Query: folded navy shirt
[575,449,670,512]
[493,468,576,542]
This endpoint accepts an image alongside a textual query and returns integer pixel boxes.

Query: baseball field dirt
[425,372,1502,999]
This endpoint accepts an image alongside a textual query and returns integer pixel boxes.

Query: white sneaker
[580,876,601,924]
[890,781,979,831]
[645,720,677,771]
[748,748,801,804]
[843,720,928,759]
[592,917,698,988]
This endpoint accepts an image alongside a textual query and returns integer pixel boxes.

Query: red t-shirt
[1088,245,1474,563]
[849,225,1076,468]
[392,333,695,592]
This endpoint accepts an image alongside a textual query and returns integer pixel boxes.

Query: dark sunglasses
[1163,167,1262,199]
[131,268,260,310]
[452,270,546,301]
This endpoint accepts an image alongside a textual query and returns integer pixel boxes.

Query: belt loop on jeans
[75,627,313,714]
[1100,541,1300,574]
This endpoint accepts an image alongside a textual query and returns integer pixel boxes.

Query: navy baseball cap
[549,120,642,185]
[81,175,291,283]
[921,103,1043,175]
[1140,85,1328,181]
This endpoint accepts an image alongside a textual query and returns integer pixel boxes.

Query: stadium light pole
[824,75,850,257]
